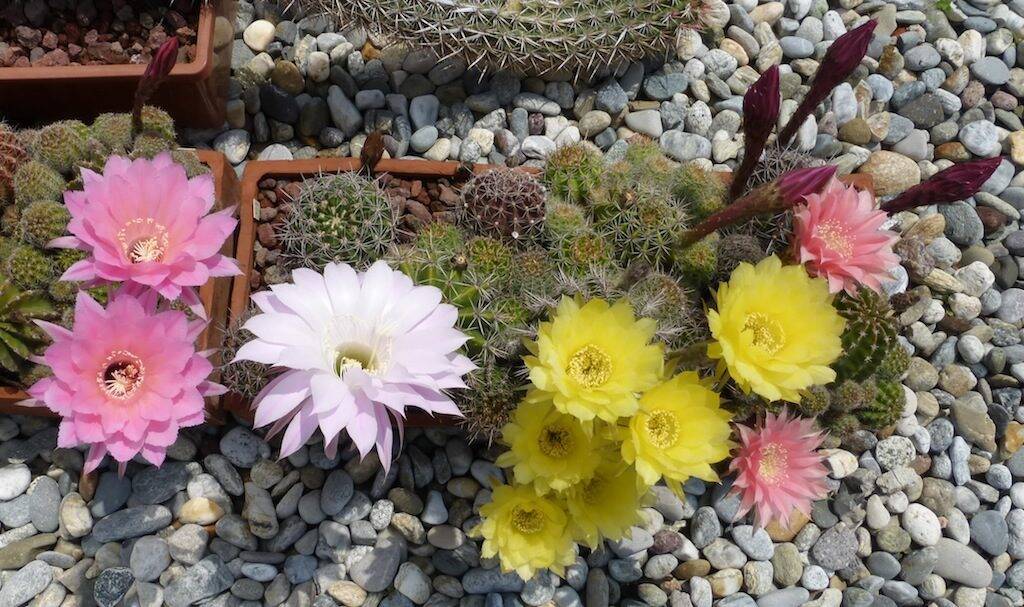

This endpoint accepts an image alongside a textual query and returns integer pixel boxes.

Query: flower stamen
[510,505,545,535]
[743,312,785,355]
[97,350,145,399]
[537,424,573,458]
[757,443,789,485]
[117,218,169,264]
[816,219,853,258]
[644,410,679,448]
[566,344,612,388]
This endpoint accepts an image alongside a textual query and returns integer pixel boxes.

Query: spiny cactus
[511,248,557,300]
[279,173,398,270]
[0,125,29,204]
[0,274,53,375]
[220,307,271,400]
[91,107,177,153]
[457,364,521,445]
[12,161,65,207]
[628,270,709,348]
[1,206,21,237]
[308,0,710,79]
[132,133,175,159]
[461,169,546,244]
[19,201,69,247]
[466,236,514,281]
[876,344,911,382]
[714,233,766,280]
[856,379,905,430]
[35,120,90,175]
[671,163,725,220]
[797,385,831,417]
[556,228,615,274]
[596,192,687,269]
[833,288,900,383]
[674,235,718,287]
[544,200,589,244]
[544,143,603,205]
[414,222,467,265]
[6,245,54,290]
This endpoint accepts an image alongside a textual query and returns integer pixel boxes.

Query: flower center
[743,312,785,355]
[510,505,545,535]
[118,218,169,264]
[566,344,612,388]
[537,423,574,458]
[816,219,854,258]
[97,350,145,400]
[333,342,382,376]
[644,410,679,449]
[757,443,789,485]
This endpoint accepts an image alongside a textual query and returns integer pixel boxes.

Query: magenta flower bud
[133,37,180,135]
[777,19,877,148]
[730,66,781,200]
[881,157,1004,214]
[679,165,837,248]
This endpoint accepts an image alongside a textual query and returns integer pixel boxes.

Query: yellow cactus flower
[476,484,577,580]
[525,297,663,422]
[620,372,733,487]
[566,462,646,548]
[495,394,604,494]
[707,255,845,402]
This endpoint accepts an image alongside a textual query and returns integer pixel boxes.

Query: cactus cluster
[278,172,397,271]
[461,169,547,244]
[456,365,520,445]
[833,288,901,382]
[0,108,206,387]
[544,143,603,205]
[305,0,710,79]
[220,307,272,400]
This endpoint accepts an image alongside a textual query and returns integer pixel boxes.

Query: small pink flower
[729,410,829,528]
[52,153,239,316]
[793,178,899,295]
[26,291,225,474]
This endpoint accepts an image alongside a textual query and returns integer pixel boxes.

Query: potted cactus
[0,111,239,416]
[0,0,235,128]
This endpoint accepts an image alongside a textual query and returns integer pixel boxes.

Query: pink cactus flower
[26,291,225,474]
[729,409,829,528]
[793,178,899,295]
[51,153,239,316]
[232,261,475,469]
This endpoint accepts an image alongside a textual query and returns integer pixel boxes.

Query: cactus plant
[220,307,272,400]
[714,233,767,280]
[1,207,21,237]
[544,143,603,204]
[12,161,65,207]
[35,120,90,175]
[132,133,175,159]
[466,236,514,282]
[461,169,546,244]
[674,235,719,287]
[833,288,900,383]
[91,107,177,153]
[19,201,69,247]
[0,274,53,375]
[307,0,710,79]
[596,192,686,269]
[511,248,557,299]
[856,379,905,430]
[279,173,398,270]
[0,125,29,204]
[671,163,725,220]
[6,245,54,290]
[628,270,709,348]
[544,200,589,244]
[457,364,521,445]
[556,228,615,273]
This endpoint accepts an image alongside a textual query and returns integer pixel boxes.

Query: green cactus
[715,233,767,280]
[674,236,719,287]
[19,200,69,247]
[833,289,900,383]
[413,222,467,265]
[219,307,271,400]
[544,143,603,205]
[35,120,90,174]
[0,124,29,205]
[628,270,709,348]
[856,379,905,430]
[461,168,546,244]
[91,107,176,153]
[279,173,397,270]
[556,229,615,274]
[0,274,53,375]
[170,149,210,178]
[1,206,21,237]
[597,193,686,269]
[317,0,709,79]
[132,133,175,159]
[466,236,514,281]
[876,344,911,382]
[18,362,52,388]
[12,161,65,207]
[823,413,861,438]
[672,163,725,221]
[797,385,831,417]
[47,280,80,304]
[544,200,589,244]
[457,364,521,445]
[6,246,53,290]
[511,248,557,299]
[831,379,878,413]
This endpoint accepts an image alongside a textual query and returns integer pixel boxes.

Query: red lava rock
[256,223,278,248]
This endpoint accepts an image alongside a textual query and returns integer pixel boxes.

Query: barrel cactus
[0,125,28,203]
[833,288,900,383]
[461,169,546,244]
[278,173,397,270]
[306,0,710,79]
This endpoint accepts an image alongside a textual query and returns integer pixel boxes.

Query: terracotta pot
[221,161,875,426]
[0,1,235,128]
[0,149,239,418]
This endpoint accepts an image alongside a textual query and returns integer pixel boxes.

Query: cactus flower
[881,157,1004,214]
[50,153,239,316]
[679,165,837,248]
[731,66,781,200]
[777,20,876,148]
[27,290,224,474]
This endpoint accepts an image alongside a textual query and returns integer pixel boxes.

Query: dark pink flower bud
[881,157,1004,214]
[777,19,876,148]
[731,66,781,200]
[144,36,179,81]
[679,165,836,248]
